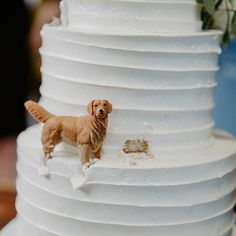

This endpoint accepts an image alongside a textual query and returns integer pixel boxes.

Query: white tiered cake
[15,0,236,235]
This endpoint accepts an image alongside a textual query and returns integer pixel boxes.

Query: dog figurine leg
[90,146,102,165]
[93,146,102,160]
[43,145,54,160]
[41,122,62,160]
[81,144,91,167]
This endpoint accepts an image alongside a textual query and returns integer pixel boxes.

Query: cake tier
[60,0,202,33]
[1,219,234,235]
[16,126,236,236]
[40,24,221,153]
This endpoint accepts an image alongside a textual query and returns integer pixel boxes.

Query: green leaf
[222,29,230,46]
[203,16,214,29]
[232,12,236,34]
[199,0,234,46]
[228,0,235,8]
[201,8,214,29]
[203,0,215,15]
[215,0,224,9]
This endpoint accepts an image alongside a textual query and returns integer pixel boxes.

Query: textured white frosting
[39,25,222,153]
[16,126,236,236]
[15,0,236,235]
[60,0,202,33]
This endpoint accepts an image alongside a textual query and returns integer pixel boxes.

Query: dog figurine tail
[24,101,54,123]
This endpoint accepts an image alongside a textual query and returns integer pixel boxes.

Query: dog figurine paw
[24,99,112,167]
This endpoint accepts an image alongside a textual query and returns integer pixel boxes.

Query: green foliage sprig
[197,0,236,45]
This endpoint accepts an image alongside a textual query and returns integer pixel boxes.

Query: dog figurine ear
[87,100,95,115]
[106,100,113,114]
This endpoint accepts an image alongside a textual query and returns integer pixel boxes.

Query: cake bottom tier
[15,125,236,236]
[3,219,236,236]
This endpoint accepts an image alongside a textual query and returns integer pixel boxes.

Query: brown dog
[24,100,112,166]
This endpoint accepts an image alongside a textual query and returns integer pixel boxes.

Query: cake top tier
[60,0,202,34]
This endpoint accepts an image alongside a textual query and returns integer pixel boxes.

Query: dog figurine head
[87,100,112,119]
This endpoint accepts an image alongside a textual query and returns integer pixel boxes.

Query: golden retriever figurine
[24,100,112,166]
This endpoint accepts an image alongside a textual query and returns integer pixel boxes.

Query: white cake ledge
[0,219,16,236]
[1,219,236,236]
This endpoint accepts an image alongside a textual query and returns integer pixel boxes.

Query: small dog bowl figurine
[24,99,112,168]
